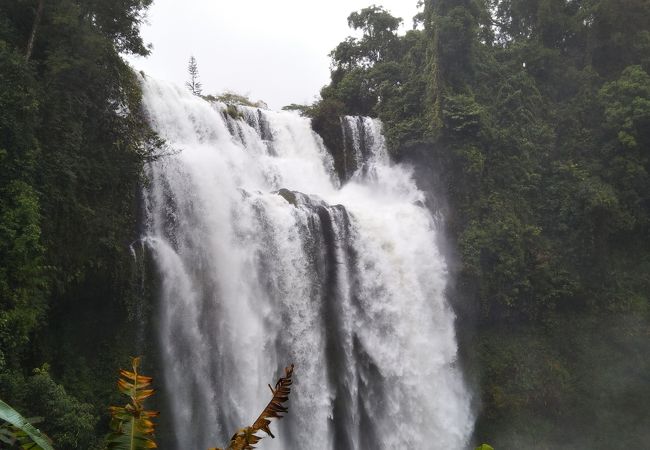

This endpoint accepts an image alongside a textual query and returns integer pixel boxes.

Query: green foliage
[590,0,650,77]
[0,366,99,449]
[310,5,430,176]
[308,97,346,177]
[599,65,650,150]
[0,33,47,372]
[441,93,483,134]
[0,180,47,368]
[204,91,268,109]
[73,0,154,56]
[0,0,158,446]
[345,6,402,66]
[281,103,310,115]
[0,398,53,450]
[321,5,405,117]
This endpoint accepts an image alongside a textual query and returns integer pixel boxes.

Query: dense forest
[0,0,159,448]
[1,0,649,448]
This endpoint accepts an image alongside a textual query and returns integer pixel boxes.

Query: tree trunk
[25,0,45,62]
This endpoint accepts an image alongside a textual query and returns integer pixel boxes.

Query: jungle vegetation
[0,0,161,448]
[1,359,294,450]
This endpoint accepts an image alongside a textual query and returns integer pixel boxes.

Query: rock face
[141,77,474,450]
[276,188,297,205]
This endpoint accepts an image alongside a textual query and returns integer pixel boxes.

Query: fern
[211,364,294,450]
[107,357,159,450]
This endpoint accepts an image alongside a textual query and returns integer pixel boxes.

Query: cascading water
[140,77,473,449]
[340,115,388,181]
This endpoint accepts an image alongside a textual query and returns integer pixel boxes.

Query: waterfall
[141,77,473,450]
[340,115,388,181]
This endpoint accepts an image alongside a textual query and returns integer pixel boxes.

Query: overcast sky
[125,0,421,110]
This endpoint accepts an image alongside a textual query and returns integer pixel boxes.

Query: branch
[210,364,295,450]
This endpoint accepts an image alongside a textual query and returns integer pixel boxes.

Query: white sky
[126,0,421,110]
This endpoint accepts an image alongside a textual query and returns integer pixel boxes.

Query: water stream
[140,77,473,449]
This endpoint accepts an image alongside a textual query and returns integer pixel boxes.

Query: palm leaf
[107,357,159,450]
[0,400,53,450]
[210,364,294,450]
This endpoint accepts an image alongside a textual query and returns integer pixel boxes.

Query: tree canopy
[0,0,159,448]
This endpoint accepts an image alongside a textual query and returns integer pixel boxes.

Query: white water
[141,77,473,450]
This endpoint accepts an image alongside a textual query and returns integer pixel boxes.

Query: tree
[323,6,405,118]
[0,1,159,448]
[186,55,202,96]
[330,5,402,72]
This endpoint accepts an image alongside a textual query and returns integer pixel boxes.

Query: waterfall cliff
[140,77,473,449]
